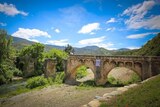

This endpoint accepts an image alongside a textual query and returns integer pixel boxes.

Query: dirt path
[1,85,117,107]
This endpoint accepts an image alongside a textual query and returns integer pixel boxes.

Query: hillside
[113,33,160,56]
[11,36,113,55]
[133,33,160,56]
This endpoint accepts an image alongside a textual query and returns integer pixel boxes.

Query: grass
[76,80,102,90]
[100,75,160,107]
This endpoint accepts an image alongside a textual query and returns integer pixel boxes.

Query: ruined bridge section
[64,55,160,85]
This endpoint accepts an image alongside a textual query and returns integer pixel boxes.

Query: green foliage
[76,80,96,90]
[13,68,23,77]
[101,75,160,107]
[76,66,88,79]
[134,33,160,56]
[26,72,65,89]
[0,64,13,85]
[20,43,44,60]
[52,72,65,84]
[64,44,74,55]
[44,48,68,71]
[19,43,45,75]
[108,73,141,86]
[26,76,48,89]
[0,29,12,63]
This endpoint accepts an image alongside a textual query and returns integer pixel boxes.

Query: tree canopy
[64,44,74,55]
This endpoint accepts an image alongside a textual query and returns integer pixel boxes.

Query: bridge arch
[64,55,160,85]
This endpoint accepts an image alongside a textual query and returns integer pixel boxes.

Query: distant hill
[11,36,113,55]
[11,33,160,56]
[74,46,112,55]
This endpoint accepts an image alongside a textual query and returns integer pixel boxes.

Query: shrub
[13,68,23,77]
[53,72,65,84]
[79,80,96,87]
[0,64,13,85]
[76,66,88,79]
[108,73,141,86]
[26,76,48,89]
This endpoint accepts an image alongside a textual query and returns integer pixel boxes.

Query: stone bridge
[64,55,160,85]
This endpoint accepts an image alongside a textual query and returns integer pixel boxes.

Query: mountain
[11,32,160,56]
[74,46,112,55]
[118,48,130,51]
[12,37,35,50]
[11,36,112,55]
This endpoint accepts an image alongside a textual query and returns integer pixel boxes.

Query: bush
[108,73,141,86]
[76,66,88,79]
[53,72,65,84]
[13,68,23,77]
[0,64,13,85]
[26,76,48,89]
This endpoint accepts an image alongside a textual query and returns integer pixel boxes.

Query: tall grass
[100,75,160,107]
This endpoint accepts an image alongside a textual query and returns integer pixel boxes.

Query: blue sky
[0,0,160,50]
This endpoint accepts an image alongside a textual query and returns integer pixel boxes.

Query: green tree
[19,43,45,75]
[64,44,74,55]
[0,30,12,63]
[0,29,16,85]
[44,48,68,71]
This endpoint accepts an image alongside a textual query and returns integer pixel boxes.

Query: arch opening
[70,64,96,85]
[106,67,141,86]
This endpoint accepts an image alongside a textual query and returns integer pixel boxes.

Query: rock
[103,93,112,99]
[117,87,128,92]
[129,83,138,88]
[106,91,121,96]
[88,99,100,107]
[97,97,109,102]
[95,96,102,99]
[124,86,130,88]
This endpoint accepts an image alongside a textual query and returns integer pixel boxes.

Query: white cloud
[106,27,115,31]
[127,46,140,50]
[90,32,96,35]
[78,36,114,49]
[122,1,160,29]
[0,22,7,26]
[0,3,28,16]
[79,36,105,45]
[78,22,100,34]
[106,18,116,24]
[46,39,69,46]
[12,28,51,40]
[126,32,157,39]
[54,29,60,33]
[28,39,39,43]
[95,43,114,50]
